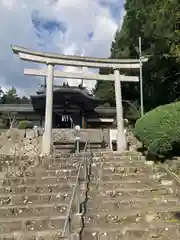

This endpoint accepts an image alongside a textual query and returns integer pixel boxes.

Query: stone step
[91,159,151,166]
[86,197,180,212]
[121,228,180,240]
[28,169,78,177]
[0,176,76,186]
[53,153,71,158]
[87,187,177,200]
[84,207,180,227]
[90,179,171,189]
[91,156,144,164]
[91,160,148,168]
[54,142,104,150]
[42,162,79,170]
[121,222,180,239]
[0,183,73,194]
[0,215,66,233]
[0,229,63,240]
[53,141,75,145]
[0,203,68,217]
[0,192,71,205]
[54,149,74,153]
[100,167,153,176]
[3,168,79,178]
[87,193,178,202]
[113,151,142,156]
[99,172,154,181]
[89,182,161,192]
[102,154,143,162]
[96,169,174,182]
[82,222,180,240]
[53,152,91,159]
[89,172,154,182]
[46,155,81,160]
[44,162,81,169]
[54,145,75,150]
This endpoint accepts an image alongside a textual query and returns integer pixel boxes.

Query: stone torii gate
[11,45,145,155]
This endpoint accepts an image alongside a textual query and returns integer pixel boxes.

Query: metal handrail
[61,140,90,238]
[61,163,82,236]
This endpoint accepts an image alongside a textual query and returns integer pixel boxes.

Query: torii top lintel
[11,45,146,69]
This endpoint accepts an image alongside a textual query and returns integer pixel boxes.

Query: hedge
[17,120,34,129]
[134,102,180,158]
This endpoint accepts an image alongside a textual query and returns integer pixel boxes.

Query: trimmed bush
[134,102,180,158]
[17,120,34,129]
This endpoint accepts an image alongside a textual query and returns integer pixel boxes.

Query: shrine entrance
[12,45,148,154]
[53,112,73,128]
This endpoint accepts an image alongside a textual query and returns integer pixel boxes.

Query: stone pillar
[42,63,54,155]
[114,69,126,152]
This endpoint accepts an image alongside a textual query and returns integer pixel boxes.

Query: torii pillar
[42,63,54,155]
[114,69,126,152]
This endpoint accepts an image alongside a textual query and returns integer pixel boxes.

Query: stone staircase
[81,151,180,240]
[0,152,91,239]
[1,148,180,240]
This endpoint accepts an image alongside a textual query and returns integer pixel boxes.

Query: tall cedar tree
[94,0,180,112]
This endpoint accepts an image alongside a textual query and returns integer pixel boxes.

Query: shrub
[0,122,6,129]
[17,120,34,129]
[0,118,7,129]
[134,102,180,158]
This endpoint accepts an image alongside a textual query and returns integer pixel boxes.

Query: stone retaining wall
[0,129,42,157]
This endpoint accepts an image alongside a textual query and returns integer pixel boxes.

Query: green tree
[0,86,30,104]
[94,0,180,112]
[0,87,4,104]
[1,86,20,104]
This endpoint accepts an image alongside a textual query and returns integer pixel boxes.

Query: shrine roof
[32,85,102,102]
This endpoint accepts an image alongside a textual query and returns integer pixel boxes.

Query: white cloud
[1,0,14,9]
[0,0,124,96]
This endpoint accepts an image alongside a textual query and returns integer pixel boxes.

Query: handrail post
[76,138,80,153]
[84,155,87,181]
[67,216,71,237]
[88,140,90,152]
[88,155,90,177]
[75,179,80,214]
[74,125,80,153]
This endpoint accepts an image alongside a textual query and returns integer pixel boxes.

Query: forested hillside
[94,0,180,112]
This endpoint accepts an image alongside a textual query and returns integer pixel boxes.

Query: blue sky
[0,0,125,96]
